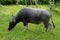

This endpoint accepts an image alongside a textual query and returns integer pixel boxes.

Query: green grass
[0,5,60,40]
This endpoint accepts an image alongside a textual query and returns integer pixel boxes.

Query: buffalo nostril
[8,28,12,31]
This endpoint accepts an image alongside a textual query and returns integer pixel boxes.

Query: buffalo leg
[44,22,49,32]
[49,23,52,32]
[23,21,28,30]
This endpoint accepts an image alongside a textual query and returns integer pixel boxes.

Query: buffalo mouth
[8,28,11,31]
[8,27,13,31]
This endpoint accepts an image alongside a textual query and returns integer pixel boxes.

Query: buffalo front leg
[49,23,52,32]
[23,21,28,30]
[44,22,49,33]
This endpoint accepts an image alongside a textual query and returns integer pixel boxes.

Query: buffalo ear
[9,12,14,23]
[14,19,16,23]
[9,16,12,23]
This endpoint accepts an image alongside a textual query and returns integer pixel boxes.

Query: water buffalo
[8,8,55,32]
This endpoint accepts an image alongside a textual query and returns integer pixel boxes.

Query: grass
[0,5,60,40]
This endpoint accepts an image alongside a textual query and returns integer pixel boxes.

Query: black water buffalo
[8,8,55,32]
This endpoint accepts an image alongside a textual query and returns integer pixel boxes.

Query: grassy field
[0,5,60,40]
